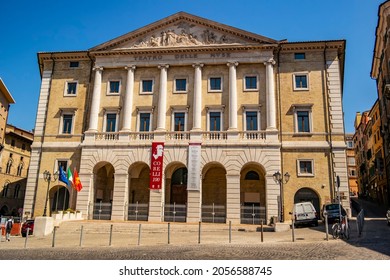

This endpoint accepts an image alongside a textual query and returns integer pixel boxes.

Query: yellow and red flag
[73,168,83,192]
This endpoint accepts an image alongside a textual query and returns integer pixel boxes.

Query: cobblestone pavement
[1,217,389,260]
[1,198,389,260]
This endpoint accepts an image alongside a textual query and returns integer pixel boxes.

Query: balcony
[83,130,271,146]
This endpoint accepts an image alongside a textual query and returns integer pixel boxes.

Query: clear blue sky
[0,0,384,133]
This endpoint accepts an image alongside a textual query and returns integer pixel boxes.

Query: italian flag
[67,168,74,189]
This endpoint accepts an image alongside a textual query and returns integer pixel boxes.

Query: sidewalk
[0,219,344,250]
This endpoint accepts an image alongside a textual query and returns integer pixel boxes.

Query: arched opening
[51,186,69,212]
[294,187,320,213]
[201,163,226,223]
[240,164,266,224]
[92,162,115,220]
[128,162,150,221]
[170,167,188,204]
[164,164,188,222]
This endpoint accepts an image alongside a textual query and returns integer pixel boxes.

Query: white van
[293,201,318,227]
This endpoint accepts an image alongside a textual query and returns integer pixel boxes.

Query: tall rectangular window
[67,82,77,95]
[209,77,222,91]
[209,112,221,131]
[58,160,68,172]
[294,74,308,90]
[174,112,185,131]
[141,80,153,93]
[244,76,258,90]
[298,160,313,176]
[297,111,310,133]
[109,81,120,94]
[62,114,73,134]
[106,113,117,132]
[175,78,187,92]
[246,111,258,131]
[139,113,150,132]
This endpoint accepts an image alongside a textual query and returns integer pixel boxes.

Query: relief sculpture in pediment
[132,28,237,48]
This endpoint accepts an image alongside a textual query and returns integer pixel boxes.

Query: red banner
[150,142,164,190]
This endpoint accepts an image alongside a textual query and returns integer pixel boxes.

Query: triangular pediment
[90,12,279,51]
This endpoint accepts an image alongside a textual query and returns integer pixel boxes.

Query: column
[227,62,239,131]
[156,64,169,131]
[88,67,103,132]
[226,173,240,224]
[121,65,136,132]
[192,63,203,131]
[264,59,277,131]
[111,172,129,221]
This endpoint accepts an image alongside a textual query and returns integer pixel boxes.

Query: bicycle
[331,215,350,240]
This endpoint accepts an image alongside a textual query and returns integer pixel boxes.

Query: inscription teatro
[133,52,231,61]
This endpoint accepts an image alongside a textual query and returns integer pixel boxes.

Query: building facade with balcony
[372,0,390,208]
[0,125,33,216]
[23,12,349,224]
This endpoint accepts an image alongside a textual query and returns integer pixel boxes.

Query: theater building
[23,12,349,224]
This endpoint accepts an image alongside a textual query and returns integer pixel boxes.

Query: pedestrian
[5,216,13,241]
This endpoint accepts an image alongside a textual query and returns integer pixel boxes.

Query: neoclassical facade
[24,12,349,224]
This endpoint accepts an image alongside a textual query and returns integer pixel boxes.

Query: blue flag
[58,167,70,187]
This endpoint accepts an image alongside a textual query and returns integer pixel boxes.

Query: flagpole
[55,185,59,212]
[63,188,67,211]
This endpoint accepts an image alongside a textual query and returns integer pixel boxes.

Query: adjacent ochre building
[0,124,33,216]
[372,0,390,208]
[24,12,349,224]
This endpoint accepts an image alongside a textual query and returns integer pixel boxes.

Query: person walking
[5,217,13,241]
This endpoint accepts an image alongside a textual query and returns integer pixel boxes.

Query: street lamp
[43,170,58,217]
[273,171,290,222]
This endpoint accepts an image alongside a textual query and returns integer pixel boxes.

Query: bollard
[109,224,113,246]
[198,222,201,244]
[168,223,170,245]
[24,228,30,248]
[137,224,141,246]
[229,221,232,243]
[260,219,264,242]
[79,225,84,247]
[52,226,58,247]
[291,219,295,242]
[324,213,329,241]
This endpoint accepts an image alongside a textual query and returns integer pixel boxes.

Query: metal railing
[92,202,112,220]
[201,204,226,223]
[164,203,187,222]
[240,205,266,225]
[127,202,149,221]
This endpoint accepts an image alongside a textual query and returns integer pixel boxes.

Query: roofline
[0,78,15,104]
[371,1,390,78]
[89,11,279,51]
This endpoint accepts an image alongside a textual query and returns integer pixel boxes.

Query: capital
[158,64,170,70]
[192,63,204,68]
[93,66,103,72]
[125,65,136,71]
[264,58,276,66]
[227,61,239,68]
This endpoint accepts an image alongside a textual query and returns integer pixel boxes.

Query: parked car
[386,209,390,226]
[321,203,347,224]
[21,219,34,237]
[293,201,318,227]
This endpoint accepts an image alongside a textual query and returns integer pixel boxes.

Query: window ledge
[293,133,313,137]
